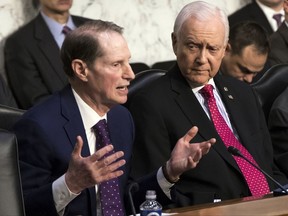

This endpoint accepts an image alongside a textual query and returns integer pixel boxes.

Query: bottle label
[140,210,162,216]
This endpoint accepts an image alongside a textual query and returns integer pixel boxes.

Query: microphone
[127,182,139,216]
[227,146,288,195]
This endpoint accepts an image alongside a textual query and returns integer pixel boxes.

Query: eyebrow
[236,63,260,75]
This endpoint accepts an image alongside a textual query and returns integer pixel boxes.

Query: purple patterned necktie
[93,119,124,216]
[273,13,283,28]
[200,84,270,196]
[62,25,72,36]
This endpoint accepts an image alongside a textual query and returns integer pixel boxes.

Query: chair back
[0,129,25,216]
[0,105,25,130]
[125,69,167,108]
[130,62,150,74]
[151,60,176,70]
[251,64,288,120]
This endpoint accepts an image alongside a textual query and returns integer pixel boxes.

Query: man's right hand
[65,136,126,194]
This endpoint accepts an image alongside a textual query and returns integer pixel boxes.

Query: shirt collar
[192,79,216,94]
[256,0,284,14]
[72,88,107,131]
[40,11,76,37]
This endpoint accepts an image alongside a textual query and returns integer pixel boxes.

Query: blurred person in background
[220,21,270,83]
[4,0,91,109]
[229,0,284,35]
[267,0,288,66]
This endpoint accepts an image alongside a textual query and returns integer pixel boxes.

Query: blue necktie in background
[62,25,72,36]
[273,14,283,28]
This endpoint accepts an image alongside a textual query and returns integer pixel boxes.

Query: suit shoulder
[228,3,257,23]
[6,17,36,41]
[22,93,60,119]
[141,73,169,91]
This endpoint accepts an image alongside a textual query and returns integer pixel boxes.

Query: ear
[71,59,88,82]
[171,32,177,55]
[225,43,232,55]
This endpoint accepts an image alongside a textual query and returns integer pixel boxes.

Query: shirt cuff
[52,174,80,215]
[156,167,174,199]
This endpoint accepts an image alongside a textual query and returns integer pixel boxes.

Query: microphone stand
[227,146,288,195]
[128,182,139,216]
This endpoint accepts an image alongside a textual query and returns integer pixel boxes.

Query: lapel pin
[228,95,234,99]
[224,87,228,91]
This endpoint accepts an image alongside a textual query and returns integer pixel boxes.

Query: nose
[196,49,208,64]
[124,64,135,81]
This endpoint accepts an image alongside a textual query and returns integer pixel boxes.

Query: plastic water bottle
[140,190,162,216]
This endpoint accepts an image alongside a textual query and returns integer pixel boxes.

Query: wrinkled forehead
[181,17,227,46]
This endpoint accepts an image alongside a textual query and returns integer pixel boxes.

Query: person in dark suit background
[4,0,91,109]
[128,1,288,208]
[268,0,288,66]
[220,21,270,83]
[268,85,288,178]
[12,20,214,216]
[229,0,284,36]
[0,74,17,107]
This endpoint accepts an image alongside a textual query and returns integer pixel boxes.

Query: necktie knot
[272,13,283,28]
[200,84,214,100]
[62,25,72,35]
[94,119,111,148]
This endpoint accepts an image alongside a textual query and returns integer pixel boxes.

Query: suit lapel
[214,76,252,150]
[60,85,98,213]
[215,75,266,168]
[278,23,288,46]
[251,2,274,34]
[59,86,90,157]
[169,68,240,172]
[34,14,68,84]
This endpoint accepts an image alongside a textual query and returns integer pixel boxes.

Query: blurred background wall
[0,0,251,78]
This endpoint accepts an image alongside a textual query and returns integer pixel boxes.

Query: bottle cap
[146,190,156,199]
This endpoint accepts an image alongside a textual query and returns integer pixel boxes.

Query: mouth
[116,85,129,91]
[59,0,71,5]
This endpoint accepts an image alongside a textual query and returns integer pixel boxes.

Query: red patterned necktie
[93,119,124,216]
[200,84,270,196]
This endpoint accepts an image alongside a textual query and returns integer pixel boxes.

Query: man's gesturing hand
[65,136,126,194]
[165,126,216,182]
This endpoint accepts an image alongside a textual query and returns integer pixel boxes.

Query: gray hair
[173,1,229,44]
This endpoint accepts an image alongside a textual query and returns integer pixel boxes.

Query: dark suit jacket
[228,2,274,35]
[4,13,91,109]
[268,86,288,177]
[267,22,288,66]
[128,65,288,207]
[12,85,169,216]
